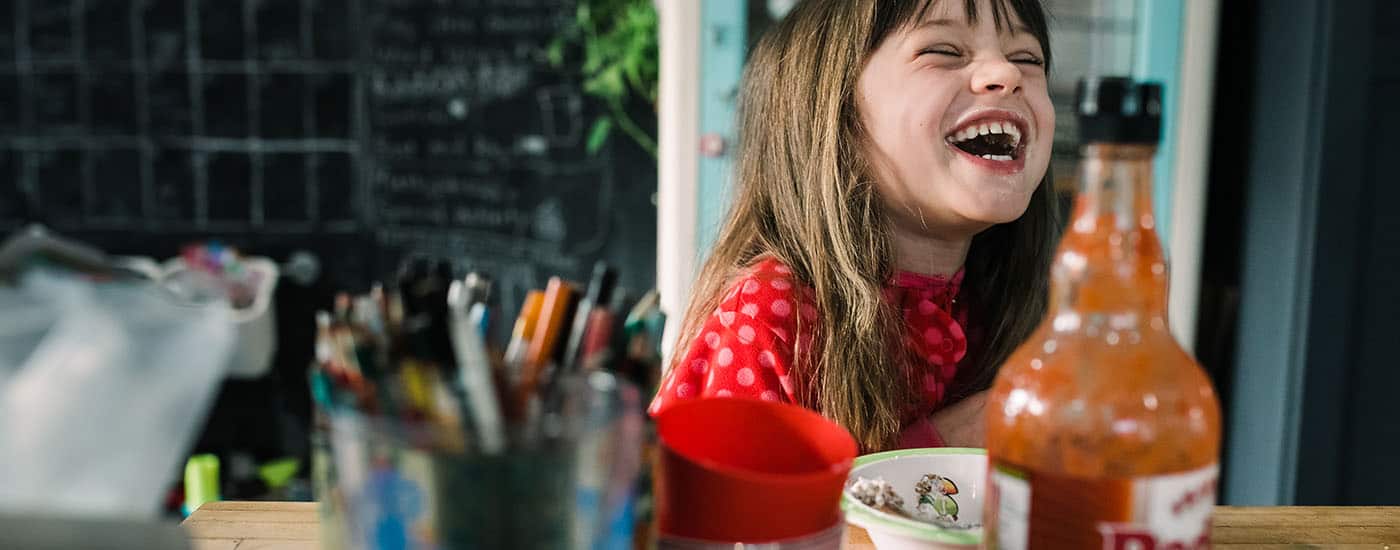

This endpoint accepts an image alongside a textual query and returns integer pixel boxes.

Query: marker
[504,290,545,388]
[578,308,618,372]
[519,277,578,407]
[562,262,618,374]
[623,289,666,391]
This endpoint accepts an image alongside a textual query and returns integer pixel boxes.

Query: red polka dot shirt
[648,257,971,448]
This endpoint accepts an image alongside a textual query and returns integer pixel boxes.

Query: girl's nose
[970,57,1023,96]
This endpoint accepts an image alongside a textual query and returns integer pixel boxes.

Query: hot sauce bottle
[985,77,1223,550]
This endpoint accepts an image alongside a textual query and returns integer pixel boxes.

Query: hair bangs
[872,0,1052,71]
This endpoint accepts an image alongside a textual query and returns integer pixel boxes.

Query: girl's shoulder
[737,256,799,287]
[714,257,819,342]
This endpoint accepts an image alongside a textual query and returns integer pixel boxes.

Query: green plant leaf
[623,53,645,95]
[584,66,626,100]
[577,2,592,28]
[545,39,565,68]
[554,0,660,157]
[586,117,614,154]
[582,40,604,74]
[627,2,654,28]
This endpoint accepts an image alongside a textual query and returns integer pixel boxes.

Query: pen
[448,280,507,454]
[462,272,493,340]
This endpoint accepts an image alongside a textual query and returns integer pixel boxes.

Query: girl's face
[857,0,1054,238]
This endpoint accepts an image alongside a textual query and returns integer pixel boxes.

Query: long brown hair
[673,0,1059,451]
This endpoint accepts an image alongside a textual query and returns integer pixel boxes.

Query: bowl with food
[841,448,985,549]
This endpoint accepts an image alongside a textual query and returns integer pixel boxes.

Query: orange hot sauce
[985,78,1222,550]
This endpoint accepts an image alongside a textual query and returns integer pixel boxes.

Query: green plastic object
[259,457,301,490]
[184,454,220,515]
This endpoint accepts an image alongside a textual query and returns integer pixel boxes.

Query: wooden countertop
[182,501,1400,549]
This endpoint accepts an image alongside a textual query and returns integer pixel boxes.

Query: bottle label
[989,462,1218,550]
[991,465,1032,550]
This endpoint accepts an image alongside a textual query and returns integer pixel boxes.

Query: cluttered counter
[7,221,1397,550]
[183,501,1400,549]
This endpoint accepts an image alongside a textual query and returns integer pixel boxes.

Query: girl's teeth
[979,154,1014,161]
[948,121,1024,145]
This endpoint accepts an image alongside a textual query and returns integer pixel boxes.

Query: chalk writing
[370,64,532,102]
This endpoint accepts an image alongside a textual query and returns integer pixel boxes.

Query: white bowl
[841,448,985,549]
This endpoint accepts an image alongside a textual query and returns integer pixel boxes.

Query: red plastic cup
[653,398,858,542]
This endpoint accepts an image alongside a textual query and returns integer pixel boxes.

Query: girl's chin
[949,178,1042,219]
[951,198,1036,226]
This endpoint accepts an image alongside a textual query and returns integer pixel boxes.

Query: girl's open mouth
[944,116,1028,174]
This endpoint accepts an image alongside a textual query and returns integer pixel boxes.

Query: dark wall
[1216,0,1400,504]
[1333,0,1400,506]
[1292,0,1380,506]
[0,0,657,305]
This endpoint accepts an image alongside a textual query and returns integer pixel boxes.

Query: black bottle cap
[1075,76,1162,145]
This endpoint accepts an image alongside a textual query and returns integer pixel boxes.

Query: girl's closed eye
[1009,52,1045,66]
[919,44,964,57]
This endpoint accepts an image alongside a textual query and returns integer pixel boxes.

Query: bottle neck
[1050,143,1169,318]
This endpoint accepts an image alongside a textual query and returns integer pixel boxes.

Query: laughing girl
[651,0,1059,452]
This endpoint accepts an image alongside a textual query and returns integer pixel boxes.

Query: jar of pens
[310,260,664,549]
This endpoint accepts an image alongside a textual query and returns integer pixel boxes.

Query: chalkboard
[0,0,658,312]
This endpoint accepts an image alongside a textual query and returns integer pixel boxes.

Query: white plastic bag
[0,269,234,518]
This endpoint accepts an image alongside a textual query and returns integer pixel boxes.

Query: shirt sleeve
[648,261,953,451]
[649,272,801,416]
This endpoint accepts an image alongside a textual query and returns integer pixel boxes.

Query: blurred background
[0,0,1394,518]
